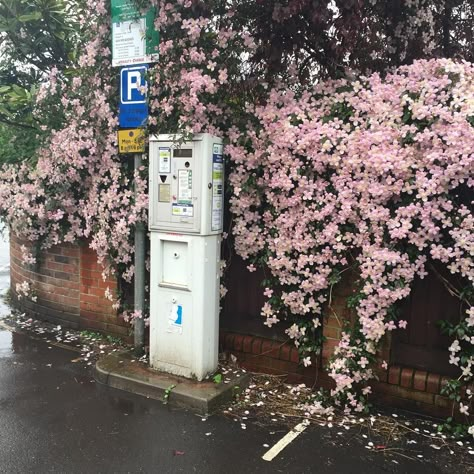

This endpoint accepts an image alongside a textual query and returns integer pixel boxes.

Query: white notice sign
[211,144,224,231]
[178,170,192,204]
[158,147,171,173]
[112,19,146,66]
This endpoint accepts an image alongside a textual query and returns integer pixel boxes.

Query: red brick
[261,340,273,356]
[388,366,401,385]
[242,336,253,354]
[45,261,65,272]
[325,315,341,328]
[39,275,78,289]
[55,271,79,282]
[80,269,103,280]
[258,356,275,371]
[41,293,64,304]
[374,382,435,405]
[86,286,109,298]
[80,311,123,325]
[233,334,244,352]
[62,247,79,257]
[323,326,341,340]
[413,371,428,392]
[400,368,413,388]
[62,295,80,306]
[434,394,452,409]
[251,338,262,355]
[322,339,339,360]
[81,277,98,288]
[81,252,99,264]
[97,279,117,290]
[80,310,102,320]
[267,341,282,359]
[81,293,99,305]
[92,300,115,311]
[80,319,106,332]
[280,344,292,361]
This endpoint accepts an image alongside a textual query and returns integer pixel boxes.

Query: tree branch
[0,115,37,130]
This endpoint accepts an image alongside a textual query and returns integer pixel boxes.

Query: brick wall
[10,233,129,340]
[79,245,128,337]
[220,329,456,418]
[219,267,457,419]
[10,234,81,328]
[9,230,460,418]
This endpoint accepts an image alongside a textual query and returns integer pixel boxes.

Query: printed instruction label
[178,169,193,204]
[112,19,145,64]
[158,147,171,173]
[111,0,159,67]
[172,203,194,217]
[211,144,224,231]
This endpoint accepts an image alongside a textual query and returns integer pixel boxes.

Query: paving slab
[95,350,249,415]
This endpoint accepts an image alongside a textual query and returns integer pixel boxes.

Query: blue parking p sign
[119,65,148,128]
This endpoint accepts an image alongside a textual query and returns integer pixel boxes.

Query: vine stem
[429,263,472,306]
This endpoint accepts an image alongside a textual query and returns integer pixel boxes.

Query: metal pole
[134,153,145,354]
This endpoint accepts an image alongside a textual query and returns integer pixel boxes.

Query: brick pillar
[79,244,129,338]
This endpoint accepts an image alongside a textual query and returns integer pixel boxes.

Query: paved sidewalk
[0,322,468,473]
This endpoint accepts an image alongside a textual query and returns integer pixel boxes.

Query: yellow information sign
[118,128,145,153]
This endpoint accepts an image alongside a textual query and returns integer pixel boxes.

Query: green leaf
[18,12,43,22]
[0,105,13,117]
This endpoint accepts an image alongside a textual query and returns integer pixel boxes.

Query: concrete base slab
[94,351,249,415]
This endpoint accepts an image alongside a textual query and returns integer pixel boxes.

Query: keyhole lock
[208,182,212,189]
[173,252,179,259]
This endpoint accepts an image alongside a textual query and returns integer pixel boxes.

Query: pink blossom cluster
[0,0,472,421]
[227,58,474,410]
[0,0,148,299]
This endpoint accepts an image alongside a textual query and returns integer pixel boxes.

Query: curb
[94,351,249,415]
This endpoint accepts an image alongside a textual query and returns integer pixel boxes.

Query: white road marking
[262,422,308,461]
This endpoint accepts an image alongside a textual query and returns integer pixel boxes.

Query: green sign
[111,0,159,67]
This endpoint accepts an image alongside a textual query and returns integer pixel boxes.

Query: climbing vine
[0,0,472,432]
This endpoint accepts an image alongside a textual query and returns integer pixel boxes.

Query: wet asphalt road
[0,330,442,474]
[0,230,462,473]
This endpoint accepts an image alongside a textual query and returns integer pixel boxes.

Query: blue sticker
[175,305,182,325]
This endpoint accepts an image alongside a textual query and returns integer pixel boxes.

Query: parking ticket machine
[148,134,223,380]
